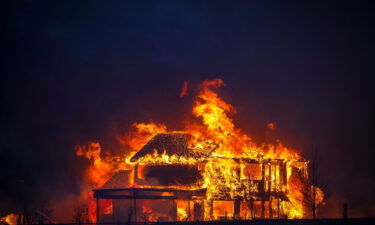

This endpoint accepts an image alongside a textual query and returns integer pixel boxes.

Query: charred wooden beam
[234,199,240,219]
[93,187,207,201]
[188,200,191,221]
[96,198,100,223]
[133,191,137,223]
[93,187,206,193]
[261,162,265,218]
[172,199,177,221]
[269,164,273,218]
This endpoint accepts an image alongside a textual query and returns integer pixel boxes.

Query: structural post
[134,164,138,184]
[96,198,100,223]
[269,163,273,218]
[234,200,240,219]
[269,197,273,218]
[194,201,204,221]
[208,200,213,220]
[188,200,191,221]
[249,199,254,219]
[133,191,137,222]
[261,162,265,218]
[172,199,177,221]
[274,162,277,191]
[283,163,288,186]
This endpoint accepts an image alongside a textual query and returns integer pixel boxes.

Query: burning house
[93,133,312,222]
[78,78,324,223]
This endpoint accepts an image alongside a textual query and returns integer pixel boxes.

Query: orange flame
[0,214,19,225]
[77,78,324,221]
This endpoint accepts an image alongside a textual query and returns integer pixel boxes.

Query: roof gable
[130,133,192,162]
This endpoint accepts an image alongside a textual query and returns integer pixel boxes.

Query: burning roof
[130,133,192,162]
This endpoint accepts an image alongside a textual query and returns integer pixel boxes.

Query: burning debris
[77,78,324,222]
[0,214,19,225]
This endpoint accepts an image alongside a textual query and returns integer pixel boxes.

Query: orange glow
[176,200,189,221]
[0,214,19,225]
[180,81,188,97]
[88,198,97,223]
[119,122,167,151]
[213,201,234,219]
[77,78,324,221]
[267,122,276,131]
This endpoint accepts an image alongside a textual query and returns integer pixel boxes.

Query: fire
[77,78,324,221]
[180,81,189,97]
[176,201,189,221]
[267,122,276,131]
[118,122,167,151]
[76,122,166,187]
[0,214,19,225]
[76,142,115,187]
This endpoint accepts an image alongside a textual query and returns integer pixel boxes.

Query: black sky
[1,0,374,219]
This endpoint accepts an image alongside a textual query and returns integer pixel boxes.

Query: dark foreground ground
[54,219,375,225]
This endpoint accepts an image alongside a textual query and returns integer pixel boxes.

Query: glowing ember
[77,78,324,222]
[180,81,189,97]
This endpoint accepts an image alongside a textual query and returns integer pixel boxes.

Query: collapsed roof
[101,133,203,189]
[130,133,193,162]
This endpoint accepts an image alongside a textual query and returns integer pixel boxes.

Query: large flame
[77,78,324,221]
[76,122,167,188]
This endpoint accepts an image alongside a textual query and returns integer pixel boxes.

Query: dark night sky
[1,0,374,219]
